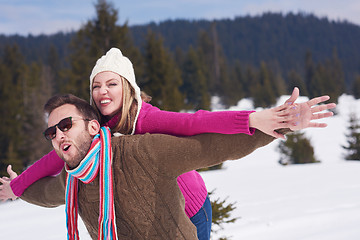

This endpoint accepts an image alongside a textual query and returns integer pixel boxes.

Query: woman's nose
[99,86,108,94]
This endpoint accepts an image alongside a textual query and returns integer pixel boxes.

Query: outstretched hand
[289,95,336,131]
[249,87,300,139]
[0,165,18,201]
[249,87,336,139]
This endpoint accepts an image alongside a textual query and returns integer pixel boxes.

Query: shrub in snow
[343,112,360,161]
[278,131,319,165]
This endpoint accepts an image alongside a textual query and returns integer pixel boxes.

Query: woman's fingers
[308,122,328,128]
[311,111,334,121]
[311,103,337,113]
[307,95,330,107]
[285,87,299,105]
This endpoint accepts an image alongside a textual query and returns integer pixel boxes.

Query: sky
[1,94,360,239]
[1,0,360,36]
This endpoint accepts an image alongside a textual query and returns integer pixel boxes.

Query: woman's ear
[87,120,101,136]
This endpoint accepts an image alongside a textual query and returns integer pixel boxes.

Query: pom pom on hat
[89,48,142,135]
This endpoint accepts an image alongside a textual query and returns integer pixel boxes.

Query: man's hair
[44,94,99,121]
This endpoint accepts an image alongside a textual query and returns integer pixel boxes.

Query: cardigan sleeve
[20,169,66,208]
[135,102,255,136]
[137,129,290,178]
[10,150,65,196]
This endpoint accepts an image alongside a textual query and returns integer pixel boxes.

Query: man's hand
[0,165,18,201]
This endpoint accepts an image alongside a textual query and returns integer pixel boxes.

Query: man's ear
[87,120,101,136]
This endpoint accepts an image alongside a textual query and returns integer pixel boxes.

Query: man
[18,94,333,239]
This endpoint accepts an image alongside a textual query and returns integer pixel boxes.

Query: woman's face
[92,71,123,118]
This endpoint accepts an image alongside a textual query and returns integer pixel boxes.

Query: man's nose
[54,126,66,141]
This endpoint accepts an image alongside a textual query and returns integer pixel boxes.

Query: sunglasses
[43,117,89,141]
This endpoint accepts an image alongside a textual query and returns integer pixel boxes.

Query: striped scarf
[65,126,117,240]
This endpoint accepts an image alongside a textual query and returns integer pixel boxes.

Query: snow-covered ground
[1,94,360,240]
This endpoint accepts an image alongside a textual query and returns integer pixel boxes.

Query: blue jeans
[190,195,212,240]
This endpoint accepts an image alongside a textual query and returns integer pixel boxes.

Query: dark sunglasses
[43,117,89,141]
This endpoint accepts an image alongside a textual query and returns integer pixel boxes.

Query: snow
[1,94,360,240]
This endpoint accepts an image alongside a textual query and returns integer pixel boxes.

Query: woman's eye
[109,83,117,87]
[93,85,99,89]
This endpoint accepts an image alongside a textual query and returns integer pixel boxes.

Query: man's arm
[138,129,288,177]
[20,169,66,208]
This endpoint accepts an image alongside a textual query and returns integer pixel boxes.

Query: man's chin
[65,152,85,169]
[55,150,78,169]
[55,133,92,170]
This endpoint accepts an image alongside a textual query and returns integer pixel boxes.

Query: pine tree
[252,62,276,108]
[325,48,345,103]
[218,60,246,107]
[209,22,221,94]
[209,190,239,239]
[21,63,53,167]
[143,31,184,111]
[218,60,236,108]
[62,0,141,101]
[310,63,327,98]
[197,30,215,91]
[2,141,23,176]
[278,132,319,165]
[181,46,210,110]
[0,45,26,175]
[304,51,318,98]
[342,113,360,161]
[244,65,258,99]
[47,45,61,92]
[287,69,309,96]
[271,72,287,99]
[231,60,246,100]
[304,50,344,102]
[197,25,229,98]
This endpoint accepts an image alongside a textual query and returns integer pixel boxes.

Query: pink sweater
[11,102,254,218]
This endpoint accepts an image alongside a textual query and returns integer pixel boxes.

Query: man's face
[47,104,93,168]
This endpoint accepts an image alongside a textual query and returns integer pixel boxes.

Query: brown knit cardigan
[22,130,283,239]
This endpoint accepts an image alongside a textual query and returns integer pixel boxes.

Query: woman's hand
[0,165,18,201]
[289,95,336,131]
[249,87,336,139]
[249,87,299,139]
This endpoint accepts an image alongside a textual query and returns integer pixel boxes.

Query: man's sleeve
[138,129,290,177]
[20,169,66,208]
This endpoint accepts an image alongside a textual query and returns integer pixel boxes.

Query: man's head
[43,94,100,168]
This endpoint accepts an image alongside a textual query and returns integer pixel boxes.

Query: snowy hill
[1,94,360,240]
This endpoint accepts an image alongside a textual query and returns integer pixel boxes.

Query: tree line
[3,11,360,89]
[130,12,360,90]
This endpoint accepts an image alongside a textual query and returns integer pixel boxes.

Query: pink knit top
[11,102,255,218]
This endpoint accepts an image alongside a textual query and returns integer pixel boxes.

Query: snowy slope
[1,94,360,240]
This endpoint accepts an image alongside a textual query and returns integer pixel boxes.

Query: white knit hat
[89,47,142,135]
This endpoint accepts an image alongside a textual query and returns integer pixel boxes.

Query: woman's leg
[190,195,212,240]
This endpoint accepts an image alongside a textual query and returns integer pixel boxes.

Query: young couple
[0,48,336,240]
